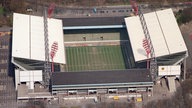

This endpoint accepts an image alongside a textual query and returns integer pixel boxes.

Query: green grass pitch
[64,45,135,72]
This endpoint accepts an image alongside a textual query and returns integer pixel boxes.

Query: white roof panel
[12,14,30,59]
[30,15,45,61]
[158,65,180,76]
[156,9,187,54]
[48,19,65,64]
[20,70,42,82]
[125,16,146,61]
[125,9,187,62]
[12,13,66,64]
[144,12,170,57]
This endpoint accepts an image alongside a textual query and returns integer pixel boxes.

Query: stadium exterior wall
[52,82,153,96]
[51,69,153,97]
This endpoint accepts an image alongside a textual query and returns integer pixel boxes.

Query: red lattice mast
[143,38,151,69]
[130,0,138,15]
[48,3,55,18]
[50,41,58,72]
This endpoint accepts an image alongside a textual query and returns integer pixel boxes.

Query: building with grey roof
[52,69,153,96]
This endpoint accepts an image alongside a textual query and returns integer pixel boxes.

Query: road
[28,2,192,18]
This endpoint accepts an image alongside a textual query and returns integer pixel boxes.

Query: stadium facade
[52,69,153,96]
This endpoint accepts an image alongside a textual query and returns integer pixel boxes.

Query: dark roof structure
[52,69,152,86]
[62,16,126,27]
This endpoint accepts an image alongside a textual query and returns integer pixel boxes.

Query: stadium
[11,8,187,101]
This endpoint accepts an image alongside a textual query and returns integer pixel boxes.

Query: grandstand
[52,69,153,96]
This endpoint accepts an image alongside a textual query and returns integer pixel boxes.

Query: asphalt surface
[39,3,191,18]
[180,21,192,78]
[28,1,192,18]
[0,35,17,108]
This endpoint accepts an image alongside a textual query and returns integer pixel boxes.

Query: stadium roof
[52,69,152,86]
[12,13,66,64]
[62,16,125,27]
[125,9,187,62]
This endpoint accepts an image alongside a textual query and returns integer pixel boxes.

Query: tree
[9,0,26,13]
[176,8,192,25]
[144,79,192,108]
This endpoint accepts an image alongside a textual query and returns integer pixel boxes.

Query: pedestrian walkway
[167,77,176,92]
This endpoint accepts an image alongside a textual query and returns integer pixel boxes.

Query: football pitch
[64,45,135,72]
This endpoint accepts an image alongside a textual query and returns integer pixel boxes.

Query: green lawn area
[64,45,134,72]
[0,6,4,15]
